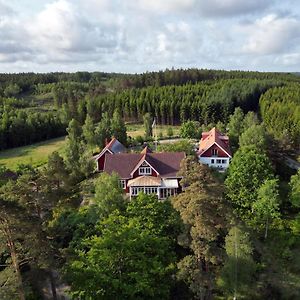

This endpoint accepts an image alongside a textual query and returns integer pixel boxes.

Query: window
[139,167,152,175]
[144,187,157,195]
[131,187,157,197]
[222,159,226,164]
[119,180,126,189]
[131,187,138,195]
[212,149,218,156]
[211,159,215,164]
[160,188,177,199]
[216,159,221,164]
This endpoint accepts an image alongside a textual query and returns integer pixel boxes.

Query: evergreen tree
[111,110,127,146]
[64,119,82,175]
[95,112,112,148]
[82,115,96,148]
[143,113,153,138]
[227,108,244,151]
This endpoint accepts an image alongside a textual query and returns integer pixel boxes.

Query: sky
[0,0,300,73]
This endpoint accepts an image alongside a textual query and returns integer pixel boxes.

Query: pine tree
[82,115,96,148]
[143,113,152,138]
[95,112,112,148]
[111,110,127,146]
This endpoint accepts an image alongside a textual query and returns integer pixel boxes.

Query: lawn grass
[127,123,180,138]
[0,124,180,171]
[0,136,66,171]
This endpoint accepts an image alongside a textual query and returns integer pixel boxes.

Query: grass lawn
[0,136,66,171]
[0,124,180,171]
[127,123,180,138]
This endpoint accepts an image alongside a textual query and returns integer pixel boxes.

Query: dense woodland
[1,68,300,150]
[0,69,300,299]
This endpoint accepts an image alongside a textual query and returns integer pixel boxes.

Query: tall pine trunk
[1,219,26,300]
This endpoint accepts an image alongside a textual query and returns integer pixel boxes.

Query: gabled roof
[127,176,161,187]
[198,127,232,157]
[141,146,152,154]
[103,152,185,179]
[94,138,127,160]
[106,138,127,154]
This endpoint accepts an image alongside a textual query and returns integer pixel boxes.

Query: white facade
[199,156,230,170]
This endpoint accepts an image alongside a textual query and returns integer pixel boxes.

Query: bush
[167,127,174,137]
[180,121,202,139]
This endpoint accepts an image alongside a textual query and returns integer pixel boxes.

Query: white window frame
[139,167,152,175]
[119,180,126,189]
[211,159,215,164]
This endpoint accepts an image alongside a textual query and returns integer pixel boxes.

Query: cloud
[134,0,196,13]
[240,14,300,55]
[134,0,273,17]
[197,0,273,17]
[0,0,299,72]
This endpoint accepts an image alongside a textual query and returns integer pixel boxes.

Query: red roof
[198,127,231,157]
[104,152,185,179]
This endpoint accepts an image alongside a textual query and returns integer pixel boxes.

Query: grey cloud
[196,0,273,17]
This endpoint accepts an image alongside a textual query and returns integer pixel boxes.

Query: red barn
[197,127,232,171]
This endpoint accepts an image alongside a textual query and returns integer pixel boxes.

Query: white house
[197,127,232,171]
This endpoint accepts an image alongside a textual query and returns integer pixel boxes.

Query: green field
[0,124,180,171]
[0,136,66,170]
[127,123,180,138]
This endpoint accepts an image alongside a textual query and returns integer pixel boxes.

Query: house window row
[160,188,177,199]
[131,187,158,196]
[139,167,152,175]
[211,159,227,164]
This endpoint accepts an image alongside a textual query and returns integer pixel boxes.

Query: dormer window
[139,161,152,175]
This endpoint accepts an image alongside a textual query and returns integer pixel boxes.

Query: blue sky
[0,0,300,73]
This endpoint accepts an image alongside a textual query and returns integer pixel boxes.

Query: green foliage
[93,172,125,218]
[260,83,300,148]
[180,120,201,139]
[111,110,127,146]
[167,127,174,137]
[64,118,94,181]
[290,169,300,208]
[157,140,194,155]
[239,124,268,150]
[126,193,182,239]
[143,113,153,138]
[218,226,256,298]
[242,111,259,131]
[95,112,112,148]
[4,83,21,97]
[82,115,96,148]
[67,212,175,299]
[227,107,244,151]
[252,179,280,238]
[0,106,65,150]
[65,194,181,299]
[225,146,274,220]
[172,157,229,297]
